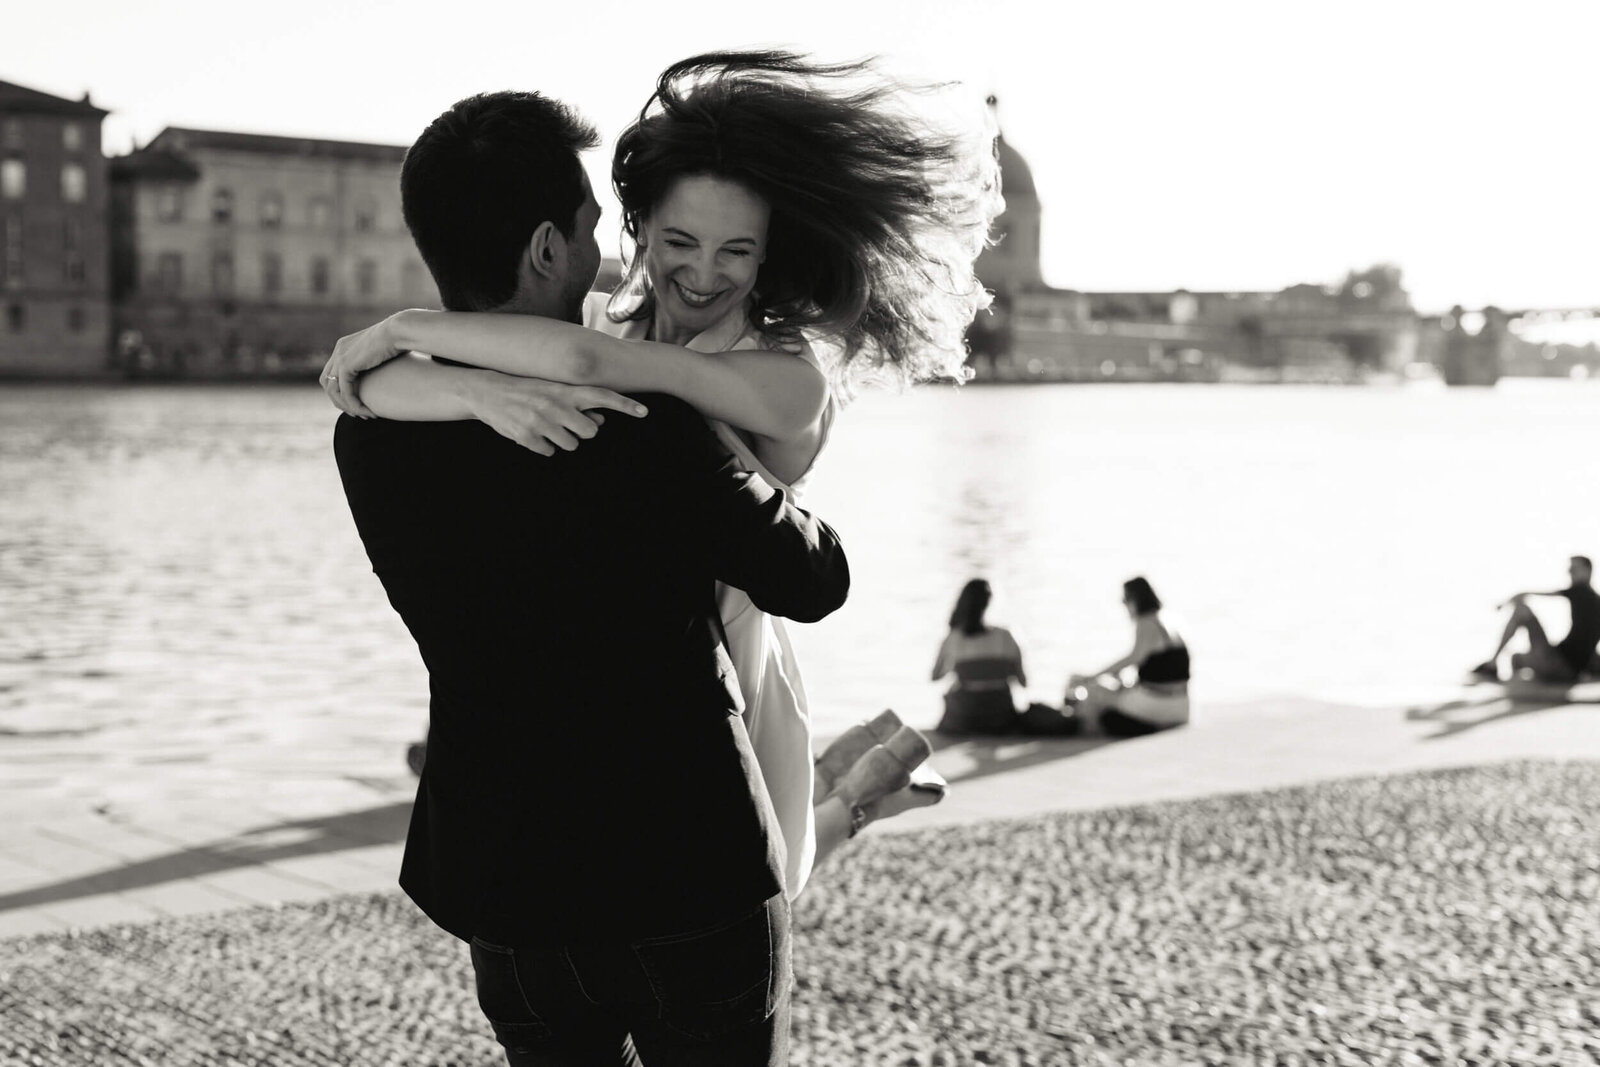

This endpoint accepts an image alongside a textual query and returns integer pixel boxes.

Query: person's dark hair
[949,579,993,636]
[401,91,599,312]
[1123,576,1163,617]
[1574,555,1594,574]
[609,50,1002,391]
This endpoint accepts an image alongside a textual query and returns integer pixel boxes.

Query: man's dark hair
[401,91,599,312]
[1574,555,1594,573]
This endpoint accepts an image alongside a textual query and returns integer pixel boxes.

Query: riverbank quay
[2,691,1598,1064]
[4,687,1597,940]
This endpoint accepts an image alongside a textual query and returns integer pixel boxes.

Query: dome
[996,135,1036,199]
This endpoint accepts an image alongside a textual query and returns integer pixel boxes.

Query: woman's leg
[1098,708,1165,737]
[1069,682,1117,734]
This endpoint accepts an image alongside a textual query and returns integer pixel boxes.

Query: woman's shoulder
[583,292,647,339]
[1137,613,1183,647]
[752,326,826,373]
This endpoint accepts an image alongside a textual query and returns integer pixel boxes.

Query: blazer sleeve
[641,395,850,624]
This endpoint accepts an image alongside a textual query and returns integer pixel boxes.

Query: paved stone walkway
[3,683,1597,939]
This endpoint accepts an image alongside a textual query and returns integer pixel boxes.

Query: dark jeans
[469,892,791,1067]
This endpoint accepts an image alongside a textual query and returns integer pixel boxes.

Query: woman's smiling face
[641,174,770,343]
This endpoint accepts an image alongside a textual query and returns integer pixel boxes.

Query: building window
[211,187,233,223]
[6,303,23,332]
[310,256,330,295]
[259,191,283,229]
[61,163,86,204]
[309,197,331,230]
[356,258,377,297]
[2,119,21,150]
[353,199,377,233]
[211,251,234,295]
[1,160,25,200]
[2,215,20,283]
[62,123,82,152]
[67,305,85,332]
[156,251,182,293]
[66,257,85,284]
[403,261,428,300]
[261,252,282,296]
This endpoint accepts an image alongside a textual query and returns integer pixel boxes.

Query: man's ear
[527,221,566,281]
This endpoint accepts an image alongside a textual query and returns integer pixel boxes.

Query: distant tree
[1236,314,1272,366]
[1337,263,1411,309]
[1333,332,1385,368]
[965,297,1012,376]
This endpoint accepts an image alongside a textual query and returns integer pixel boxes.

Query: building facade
[0,79,110,377]
[109,127,438,376]
[973,128,1421,383]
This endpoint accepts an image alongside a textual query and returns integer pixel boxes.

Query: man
[332,91,865,1065]
[1472,555,1600,684]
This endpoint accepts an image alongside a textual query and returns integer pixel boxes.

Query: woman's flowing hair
[609,50,1004,392]
[950,579,993,636]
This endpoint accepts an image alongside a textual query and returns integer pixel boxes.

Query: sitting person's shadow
[925,724,1117,787]
[1404,678,1600,740]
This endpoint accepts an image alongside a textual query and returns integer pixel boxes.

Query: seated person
[932,579,1027,734]
[1065,576,1190,737]
[1472,554,1599,684]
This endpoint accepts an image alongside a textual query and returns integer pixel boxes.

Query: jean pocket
[469,938,555,1053]
[632,895,789,1040]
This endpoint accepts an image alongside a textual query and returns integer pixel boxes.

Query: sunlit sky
[5,0,1596,316]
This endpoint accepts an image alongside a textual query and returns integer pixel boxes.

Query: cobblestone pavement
[2,762,1596,1066]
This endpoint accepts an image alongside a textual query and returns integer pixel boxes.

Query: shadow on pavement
[1404,685,1597,741]
[0,801,412,914]
[927,731,1116,786]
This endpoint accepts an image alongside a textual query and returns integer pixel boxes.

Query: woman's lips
[672,279,726,309]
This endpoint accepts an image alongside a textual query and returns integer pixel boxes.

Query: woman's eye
[723,249,751,258]
[665,240,692,250]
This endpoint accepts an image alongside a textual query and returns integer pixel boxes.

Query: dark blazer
[333,394,849,946]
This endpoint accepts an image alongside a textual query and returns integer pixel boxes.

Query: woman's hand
[463,371,647,457]
[322,315,410,417]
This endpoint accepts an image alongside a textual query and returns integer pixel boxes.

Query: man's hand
[322,315,408,417]
[465,373,647,457]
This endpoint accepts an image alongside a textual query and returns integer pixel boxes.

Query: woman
[322,51,1001,895]
[1065,576,1191,736]
[932,579,1028,734]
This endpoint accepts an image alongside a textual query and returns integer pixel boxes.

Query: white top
[583,292,834,898]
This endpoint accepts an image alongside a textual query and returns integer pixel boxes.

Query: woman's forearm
[813,794,853,868]
[1089,653,1137,680]
[385,310,827,440]
[357,354,483,420]
[386,309,665,392]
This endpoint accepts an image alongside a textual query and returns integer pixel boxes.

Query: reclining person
[1472,554,1599,684]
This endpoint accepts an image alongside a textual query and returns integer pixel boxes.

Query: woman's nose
[678,251,716,289]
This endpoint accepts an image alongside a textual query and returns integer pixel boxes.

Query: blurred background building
[969,115,1598,386]
[0,79,111,377]
[109,127,437,377]
[0,73,1593,382]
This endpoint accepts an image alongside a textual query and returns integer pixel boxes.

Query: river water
[2,380,1595,760]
